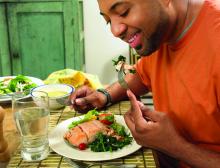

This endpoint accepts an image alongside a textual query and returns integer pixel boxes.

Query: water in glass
[13,91,50,161]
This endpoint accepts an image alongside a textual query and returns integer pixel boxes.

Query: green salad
[89,122,132,152]
[66,109,132,152]
[0,75,37,95]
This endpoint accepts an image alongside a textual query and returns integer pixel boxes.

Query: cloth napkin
[44,69,103,90]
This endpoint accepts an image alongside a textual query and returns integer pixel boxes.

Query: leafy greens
[89,132,132,152]
[0,75,37,95]
[68,109,99,129]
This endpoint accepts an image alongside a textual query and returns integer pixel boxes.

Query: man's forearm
[170,138,220,168]
[106,81,127,103]
[106,73,149,104]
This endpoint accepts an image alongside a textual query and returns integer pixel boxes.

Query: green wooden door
[0,4,11,75]
[75,0,85,69]
[7,0,84,79]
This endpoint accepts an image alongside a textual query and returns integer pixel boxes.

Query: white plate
[0,76,44,103]
[49,115,141,161]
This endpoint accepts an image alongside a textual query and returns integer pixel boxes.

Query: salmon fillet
[78,120,107,143]
[64,120,108,147]
[64,126,88,146]
[92,120,108,130]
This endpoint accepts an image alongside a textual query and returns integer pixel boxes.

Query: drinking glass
[12,91,50,161]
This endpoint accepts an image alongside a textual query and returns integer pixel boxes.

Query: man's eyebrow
[100,1,126,16]
[110,1,126,12]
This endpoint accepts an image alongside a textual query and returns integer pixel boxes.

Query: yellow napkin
[44,69,103,90]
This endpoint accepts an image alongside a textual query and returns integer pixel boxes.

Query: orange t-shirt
[136,0,220,167]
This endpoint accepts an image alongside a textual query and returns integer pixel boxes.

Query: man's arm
[171,139,220,168]
[106,72,149,104]
[124,90,220,168]
[70,71,148,112]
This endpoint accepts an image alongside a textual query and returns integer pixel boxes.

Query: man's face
[98,0,170,56]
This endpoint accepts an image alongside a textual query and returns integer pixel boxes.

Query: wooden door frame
[0,3,11,76]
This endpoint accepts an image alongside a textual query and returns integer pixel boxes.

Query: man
[70,0,220,167]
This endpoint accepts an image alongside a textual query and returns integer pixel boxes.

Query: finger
[75,97,89,106]
[142,110,163,122]
[70,86,92,104]
[78,92,99,106]
[136,103,154,121]
[127,90,146,123]
[137,102,152,112]
[124,112,136,135]
[137,101,145,109]
[71,104,93,114]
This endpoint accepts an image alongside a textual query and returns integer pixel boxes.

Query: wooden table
[3,101,158,168]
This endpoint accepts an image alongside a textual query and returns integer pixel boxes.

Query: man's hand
[124,90,184,154]
[70,86,107,113]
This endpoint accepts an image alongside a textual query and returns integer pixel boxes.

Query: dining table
[2,100,159,168]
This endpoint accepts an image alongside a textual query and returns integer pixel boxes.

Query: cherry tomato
[99,113,112,120]
[100,119,113,125]
[78,143,87,150]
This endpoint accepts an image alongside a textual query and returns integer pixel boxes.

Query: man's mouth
[128,33,142,49]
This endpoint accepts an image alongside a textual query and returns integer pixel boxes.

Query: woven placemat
[8,101,157,168]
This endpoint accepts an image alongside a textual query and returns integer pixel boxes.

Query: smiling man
[70,0,220,167]
[98,0,172,56]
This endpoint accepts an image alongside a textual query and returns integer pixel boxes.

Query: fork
[64,157,137,168]
[118,62,129,89]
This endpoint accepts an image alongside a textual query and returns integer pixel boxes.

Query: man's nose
[111,20,127,39]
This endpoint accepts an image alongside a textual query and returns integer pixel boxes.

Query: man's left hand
[124,90,185,154]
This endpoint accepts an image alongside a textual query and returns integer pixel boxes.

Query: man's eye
[120,10,129,17]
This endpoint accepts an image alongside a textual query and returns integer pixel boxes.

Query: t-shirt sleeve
[135,56,152,91]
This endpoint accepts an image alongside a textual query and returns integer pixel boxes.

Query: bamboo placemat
[7,101,157,168]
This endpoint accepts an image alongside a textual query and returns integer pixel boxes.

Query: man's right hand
[69,86,107,113]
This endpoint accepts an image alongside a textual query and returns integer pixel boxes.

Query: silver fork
[118,62,129,89]
[64,157,137,168]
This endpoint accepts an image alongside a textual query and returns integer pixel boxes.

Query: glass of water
[12,91,50,161]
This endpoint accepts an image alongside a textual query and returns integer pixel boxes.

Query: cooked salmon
[64,120,107,147]
[78,120,107,143]
[64,126,88,146]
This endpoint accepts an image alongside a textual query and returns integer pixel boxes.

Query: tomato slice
[100,119,113,125]
[99,113,112,120]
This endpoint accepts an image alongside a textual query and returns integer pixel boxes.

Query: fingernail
[127,89,134,98]
[71,99,75,105]
[126,90,131,96]
[75,98,84,105]
[138,101,145,109]
[75,99,80,104]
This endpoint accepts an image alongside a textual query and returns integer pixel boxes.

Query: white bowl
[31,84,74,109]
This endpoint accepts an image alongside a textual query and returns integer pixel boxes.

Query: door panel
[7,1,78,79]
[18,12,65,79]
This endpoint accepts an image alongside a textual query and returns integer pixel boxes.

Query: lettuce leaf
[68,109,99,129]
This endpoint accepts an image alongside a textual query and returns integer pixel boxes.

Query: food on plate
[0,75,37,95]
[112,55,136,74]
[64,109,132,152]
[44,69,103,90]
